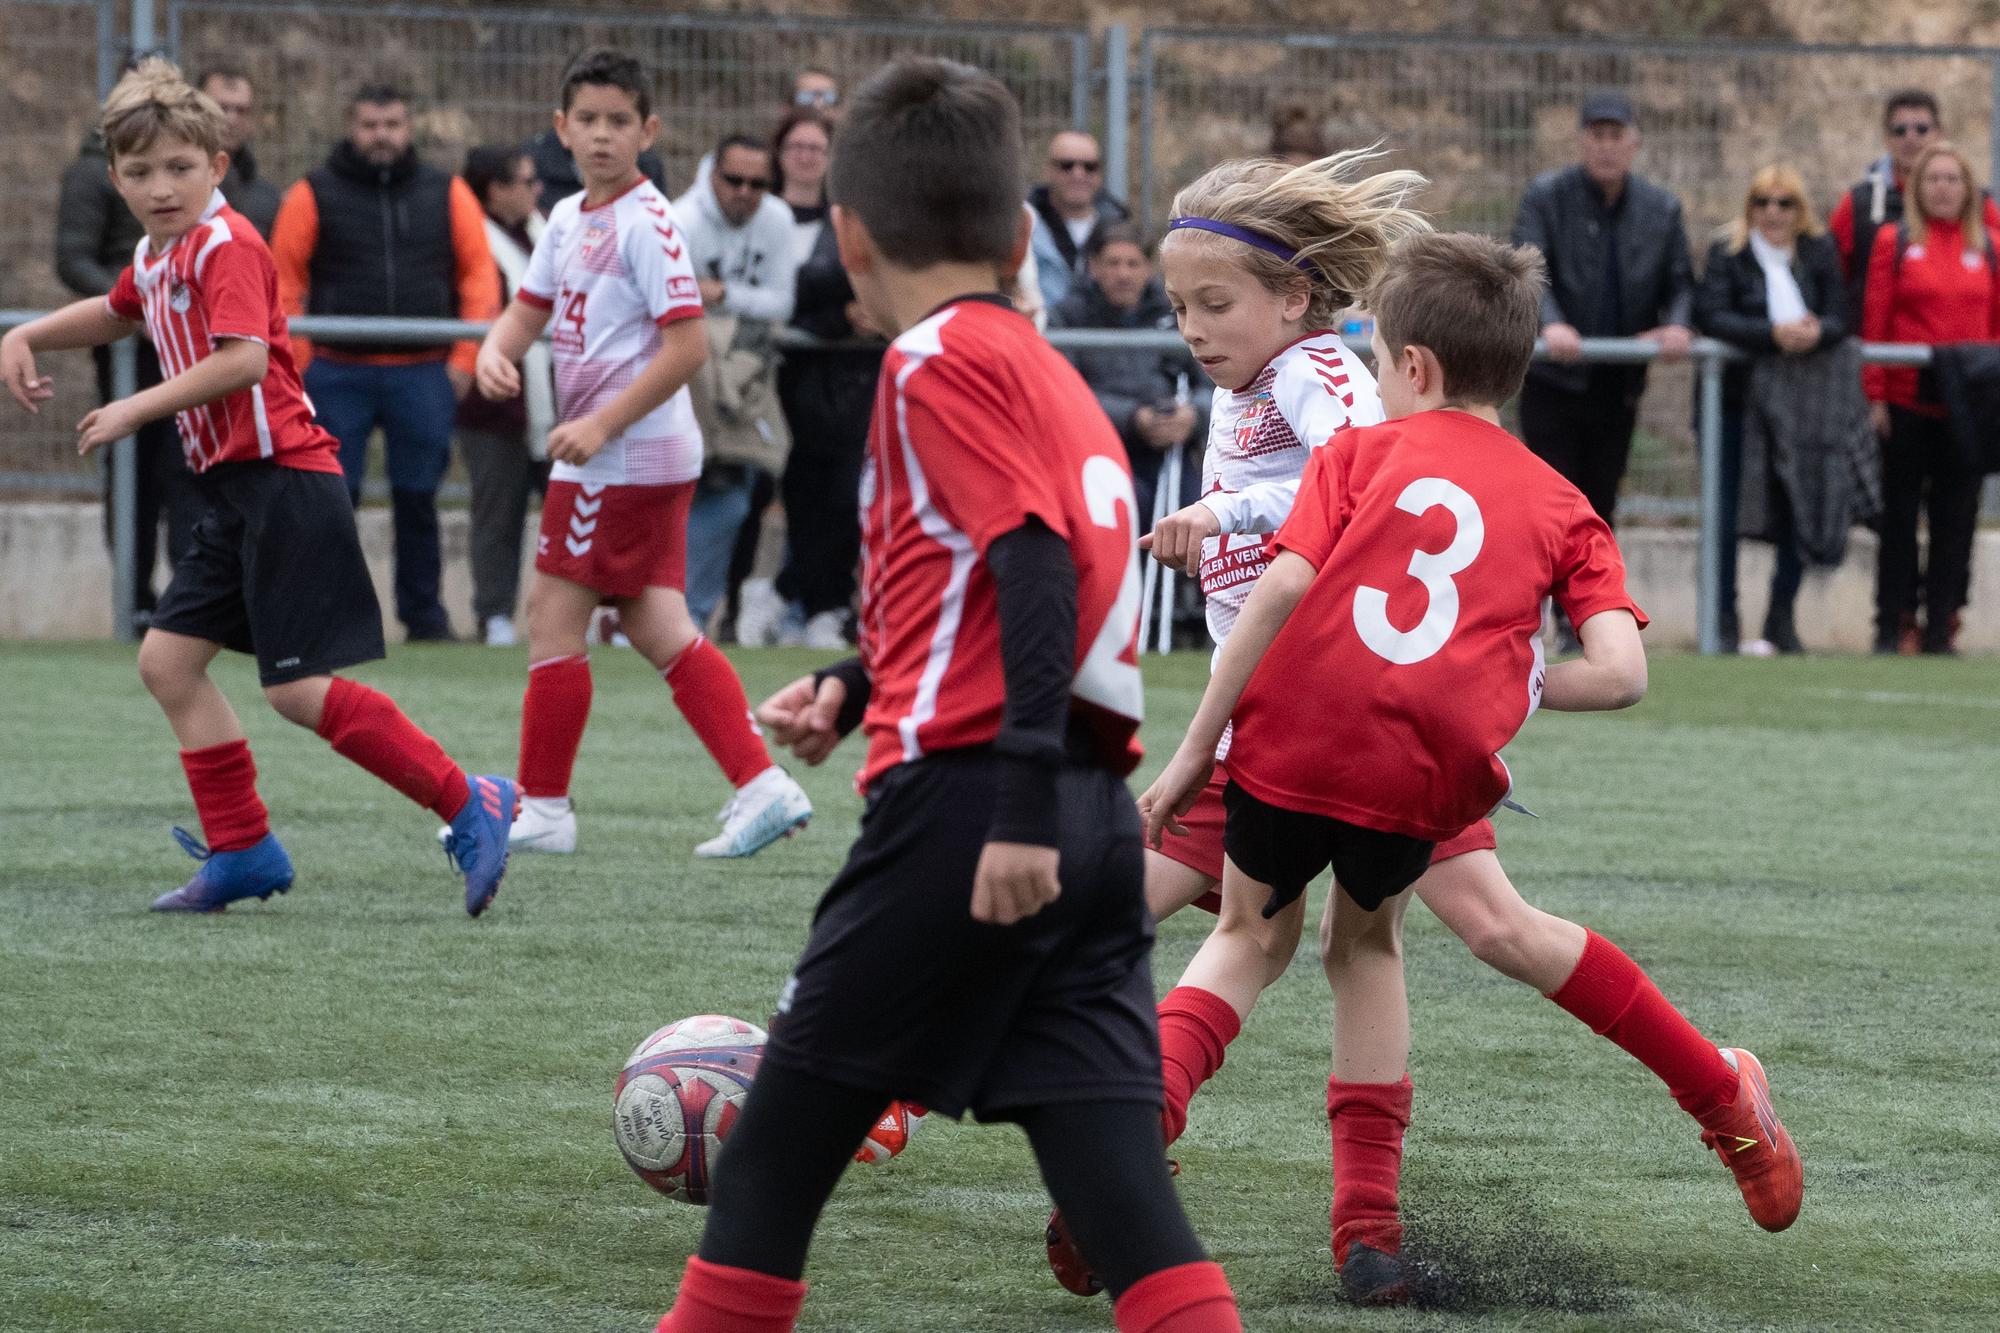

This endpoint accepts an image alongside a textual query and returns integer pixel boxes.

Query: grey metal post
[1071,33,1089,131]
[1137,29,1157,234]
[110,339,139,643]
[1696,350,1725,656]
[96,0,117,95]
[131,0,155,50]
[1103,25,1129,210]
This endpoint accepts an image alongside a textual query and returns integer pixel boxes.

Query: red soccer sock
[518,653,593,799]
[316,677,468,821]
[1158,986,1244,1146]
[1547,929,1739,1122]
[179,738,270,852]
[661,637,773,789]
[1112,1260,1242,1333]
[655,1256,807,1333]
[1327,1073,1413,1262]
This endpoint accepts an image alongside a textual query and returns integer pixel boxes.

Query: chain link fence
[1136,29,2000,510]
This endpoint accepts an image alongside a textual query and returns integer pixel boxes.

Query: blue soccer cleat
[151,827,295,913]
[443,774,517,918]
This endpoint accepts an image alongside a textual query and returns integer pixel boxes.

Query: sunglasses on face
[1890,122,1935,138]
[719,172,770,191]
[794,89,837,108]
[1751,195,1799,210]
[1051,158,1101,174]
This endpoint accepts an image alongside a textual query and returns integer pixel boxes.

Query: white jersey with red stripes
[855,296,1144,793]
[518,177,706,487]
[1192,330,1382,652]
[105,191,341,475]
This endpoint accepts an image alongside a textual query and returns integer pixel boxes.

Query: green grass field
[4,642,1999,1332]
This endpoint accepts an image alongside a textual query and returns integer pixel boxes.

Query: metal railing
[0,308,1935,654]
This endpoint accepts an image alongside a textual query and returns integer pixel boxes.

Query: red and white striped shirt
[855,297,1144,793]
[106,192,340,475]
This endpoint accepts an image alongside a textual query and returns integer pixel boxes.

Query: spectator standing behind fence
[1268,102,1327,167]
[742,108,872,650]
[1695,166,1850,655]
[196,65,279,237]
[1049,221,1207,523]
[55,70,199,636]
[1827,89,2000,321]
[457,146,553,648]
[1861,142,2000,657]
[270,83,500,642]
[1510,91,1694,533]
[1027,130,1129,312]
[674,134,798,634]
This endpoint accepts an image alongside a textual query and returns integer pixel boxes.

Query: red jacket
[1861,216,2000,411]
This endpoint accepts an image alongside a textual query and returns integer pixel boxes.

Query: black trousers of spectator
[1518,370,1643,526]
[94,340,200,626]
[775,357,874,619]
[1716,408,1807,650]
[1877,406,1981,650]
[459,425,548,626]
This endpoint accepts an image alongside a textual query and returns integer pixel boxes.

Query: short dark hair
[1883,88,1942,130]
[1083,219,1149,261]
[560,48,651,119]
[350,81,409,112]
[828,58,1023,270]
[714,133,769,165]
[1370,232,1544,407]
[462,144,531,207]
[195,64,250,91]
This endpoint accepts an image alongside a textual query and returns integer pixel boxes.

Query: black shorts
[150,462,385,686]
[1222,780,1435,915]
[765,750,1161,1122]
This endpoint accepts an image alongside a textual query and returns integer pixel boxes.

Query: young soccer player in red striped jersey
[0,60,517,916]
[654,59,1241,1333]
[1139,233,1801,1300]
[475,49,809,861]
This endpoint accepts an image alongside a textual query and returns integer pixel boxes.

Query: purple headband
[1166,216,1314,270]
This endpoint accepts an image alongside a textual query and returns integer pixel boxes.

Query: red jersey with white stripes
[855,296,1144,793]
[106,192,340,475]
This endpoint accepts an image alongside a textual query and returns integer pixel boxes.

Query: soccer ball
[613,1014,766,1204]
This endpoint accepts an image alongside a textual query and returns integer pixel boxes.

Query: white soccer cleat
[694,767,811,859]
[801,610,849,651]
[483,614,518,647]
[509,795,577,854]
[734,578,787,648]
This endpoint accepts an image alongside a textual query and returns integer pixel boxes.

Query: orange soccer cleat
[852,1101,926,1165]
[1698,1048,1803,1232]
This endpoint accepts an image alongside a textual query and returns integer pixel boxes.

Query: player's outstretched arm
[2,299,138,413]
[475,298,551,402]
[545,316,706,466]
[1139,549,1315,847]
[1541,609,1647,712]
[76,337,267,455]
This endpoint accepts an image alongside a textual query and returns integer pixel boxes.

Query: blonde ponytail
[1163,147,1430,327]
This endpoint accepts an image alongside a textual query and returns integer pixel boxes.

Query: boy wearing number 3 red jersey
[1141,233,1802,1299]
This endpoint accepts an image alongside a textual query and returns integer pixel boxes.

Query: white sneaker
[735,578,786,648]
[694,768,811,858]
[484,614,517,647]
[509,795,577,853]
[801,610,848,650]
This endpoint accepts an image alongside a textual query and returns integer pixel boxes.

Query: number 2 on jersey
[1074,454,1145,722]
[1353,477,1484,666]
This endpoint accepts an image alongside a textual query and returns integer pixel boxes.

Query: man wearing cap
[1511,90,1694,530]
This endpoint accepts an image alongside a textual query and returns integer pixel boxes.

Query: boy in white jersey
[477,50,809,859]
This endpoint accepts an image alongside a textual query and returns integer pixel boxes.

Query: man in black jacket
[271,83,499,641]
[1510,91,1695,528]
[196,65,281,237]
[54,127,198,634]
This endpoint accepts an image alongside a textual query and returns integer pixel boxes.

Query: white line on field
[1804,687,2000,711]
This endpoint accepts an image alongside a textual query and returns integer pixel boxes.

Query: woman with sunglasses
[1860,142,2000,655]
[1694,165,1847,653]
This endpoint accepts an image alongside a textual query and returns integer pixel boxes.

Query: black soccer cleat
[1337,1241,1415,1307]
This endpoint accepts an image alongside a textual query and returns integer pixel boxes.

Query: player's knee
[1318,899,1400,975]
[136,641,193,705]
[261,680,322,729]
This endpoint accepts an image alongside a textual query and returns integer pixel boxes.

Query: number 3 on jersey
[1074,454,1145,723]
[1353,477,1484,666]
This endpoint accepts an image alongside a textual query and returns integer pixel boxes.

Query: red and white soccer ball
[613,1014,766,1204]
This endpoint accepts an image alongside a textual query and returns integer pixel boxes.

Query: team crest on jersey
[169,280,192,314]
[1233,391,1273,453]
[580,214,614,257]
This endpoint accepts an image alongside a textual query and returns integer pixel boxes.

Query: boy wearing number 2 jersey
[1141,233,1802,1301]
